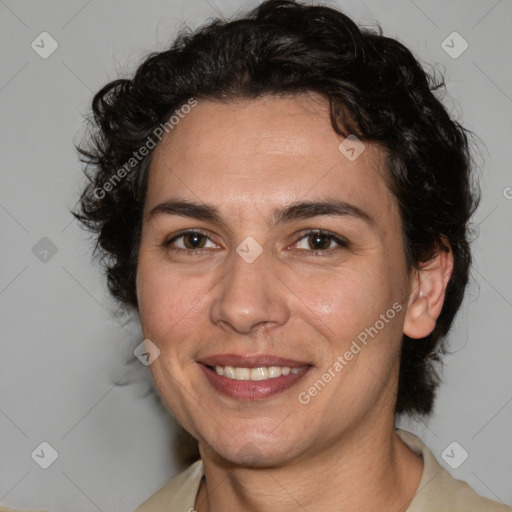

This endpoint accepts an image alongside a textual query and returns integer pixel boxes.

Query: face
[136,94,413,467]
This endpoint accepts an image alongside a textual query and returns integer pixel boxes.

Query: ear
[403,240,454,339]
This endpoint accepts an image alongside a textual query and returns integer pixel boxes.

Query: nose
[209,249,290,334]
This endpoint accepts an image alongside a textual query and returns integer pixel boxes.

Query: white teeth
[224,366,236,379]
[213,365,304,380]
[235,367,250,380]
[268,366,281,378]
[250,367,268,381]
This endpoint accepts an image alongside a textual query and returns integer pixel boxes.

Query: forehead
[145,94,396,226]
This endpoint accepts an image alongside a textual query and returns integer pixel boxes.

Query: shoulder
[397,429,512,512]
[133,459,204,512]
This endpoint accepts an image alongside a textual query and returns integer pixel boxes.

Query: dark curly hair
[72,0,479,416]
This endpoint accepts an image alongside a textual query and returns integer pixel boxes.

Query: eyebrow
[147,198,374,228]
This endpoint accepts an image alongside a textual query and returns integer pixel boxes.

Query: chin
[200,427,306,469]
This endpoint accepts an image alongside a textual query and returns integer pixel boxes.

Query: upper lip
[198,354,311,369]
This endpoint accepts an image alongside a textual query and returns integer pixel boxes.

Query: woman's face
[136,94,412,466]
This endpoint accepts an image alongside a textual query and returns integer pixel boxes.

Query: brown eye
[307,232,332,250]
[182,232,207,249]
[164,230,218,251]
[294,230,348,252]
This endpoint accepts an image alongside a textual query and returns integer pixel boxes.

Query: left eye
[294,231,347,251]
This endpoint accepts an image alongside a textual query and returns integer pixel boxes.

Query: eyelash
[162,229,349,255]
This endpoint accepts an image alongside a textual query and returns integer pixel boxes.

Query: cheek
[136,262,202,343]
[290,264,394,344]
[137,265,208,411]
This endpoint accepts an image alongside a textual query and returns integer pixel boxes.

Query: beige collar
[134,428,511,511]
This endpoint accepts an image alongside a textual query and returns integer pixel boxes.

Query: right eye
[163,230,219,252]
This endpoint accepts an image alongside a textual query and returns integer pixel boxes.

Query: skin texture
[136,93,453,511]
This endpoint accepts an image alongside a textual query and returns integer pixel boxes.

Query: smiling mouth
[198,356,312,400]
[210,364,305,380]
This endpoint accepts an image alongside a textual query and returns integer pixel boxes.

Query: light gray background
[1,0,511,510]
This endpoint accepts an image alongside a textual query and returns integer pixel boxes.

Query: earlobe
[403,241,454,339]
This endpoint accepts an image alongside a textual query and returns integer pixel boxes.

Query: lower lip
[199,364,311,400]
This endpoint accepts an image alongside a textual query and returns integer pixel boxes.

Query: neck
[194,417,423,512]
